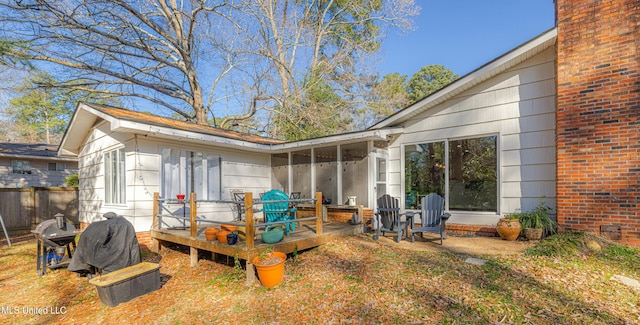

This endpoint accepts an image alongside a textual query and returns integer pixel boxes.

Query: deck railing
[152,192,324,249]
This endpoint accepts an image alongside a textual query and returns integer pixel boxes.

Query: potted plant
[517,200,557,240]
[496,214,522,241]
[204,227,219,241]
[252,248,286,288]
[227,231,239,245]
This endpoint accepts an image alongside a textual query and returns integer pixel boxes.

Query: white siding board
[503,196,556,216]
[502,164,556,182]
[502,147,556,166]
[501,113,555,134]
[502,131,556,150]
[502,181,556,199]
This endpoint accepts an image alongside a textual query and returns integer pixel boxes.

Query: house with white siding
[58,28,558,241]
[57,0,640,247]
[372,28,557,226]
[0,142,78,188]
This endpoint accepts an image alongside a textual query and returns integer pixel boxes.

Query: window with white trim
[48,162,66,171]
[104,147,126,204]
[161,148,221,200]
[405,135,497,212]
[12,160,32,174]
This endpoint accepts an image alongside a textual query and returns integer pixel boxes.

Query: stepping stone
[611,275,640,289]
[465,257,487,265]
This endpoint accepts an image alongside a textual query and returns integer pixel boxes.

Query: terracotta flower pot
[221,224,237,232]
[496,218,522,241]
[204,228,220,241]
[217,230,231,243]
[252,252,286,288]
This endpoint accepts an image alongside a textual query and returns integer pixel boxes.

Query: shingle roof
[85,103,285,145]
[0,142,59,158]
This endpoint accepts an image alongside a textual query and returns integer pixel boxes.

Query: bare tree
[1,0,419,136]
[0,0,244,124]
[238,0,419,139]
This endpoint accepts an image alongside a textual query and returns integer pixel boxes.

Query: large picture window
[405,136,497,212]
[161,148,221,200]
[105,147,126,204]
[448,137,497,211]
[405,142,446,209]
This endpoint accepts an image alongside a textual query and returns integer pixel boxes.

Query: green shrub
[514,199,557,237]
[65,174,79,187]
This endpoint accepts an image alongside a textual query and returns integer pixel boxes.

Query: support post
[244,193,255,249]
[246,260,256,286]
[189,192,198,267]
[190,192,197,238]
[244,192,257,285]
[151,192,160,253]
[315,192,323,234]
[190,246,198,267]
[152,192,159,230]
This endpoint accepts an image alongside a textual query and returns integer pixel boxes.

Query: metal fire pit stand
[35,234,77,276]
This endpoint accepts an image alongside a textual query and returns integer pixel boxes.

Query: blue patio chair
[373,194,410,243]
[409,193,450,245]
[261,190,297,236]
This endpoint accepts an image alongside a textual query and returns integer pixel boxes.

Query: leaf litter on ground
[0,232,638,324]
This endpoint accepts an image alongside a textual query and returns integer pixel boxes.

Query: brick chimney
[555,0,640,246]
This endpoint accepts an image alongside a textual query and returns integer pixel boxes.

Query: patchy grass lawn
[0,233,638,324]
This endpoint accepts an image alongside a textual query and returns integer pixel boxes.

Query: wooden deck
[149,191,365,284]
[151,220,362,263]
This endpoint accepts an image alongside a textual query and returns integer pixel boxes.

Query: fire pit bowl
[32,214,78,276]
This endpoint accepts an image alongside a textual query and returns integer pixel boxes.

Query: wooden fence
[0,187,79,235]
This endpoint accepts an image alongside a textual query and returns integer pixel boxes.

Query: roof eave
[115,119,274,152]
[58,103,101,156]
[0,153,78,161]
[269,127,404,152]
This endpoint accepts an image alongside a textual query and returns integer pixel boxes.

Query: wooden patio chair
[373,194,410,243]
[410,193,450,245]
[261,189,297,236]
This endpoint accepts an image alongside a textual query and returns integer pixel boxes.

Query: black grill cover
[68,213,141,274]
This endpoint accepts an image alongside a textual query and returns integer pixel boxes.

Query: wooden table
[324,204,365,223]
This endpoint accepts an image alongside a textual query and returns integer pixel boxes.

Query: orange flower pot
[252,252,286,288]
[204,228,219,241]
[217,230,231,243]
[221,224,237,232]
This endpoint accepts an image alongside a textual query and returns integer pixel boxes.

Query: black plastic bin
[88,262,161,307]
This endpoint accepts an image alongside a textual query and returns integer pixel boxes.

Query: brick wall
[136,231,152,251]
[556,0,640,247]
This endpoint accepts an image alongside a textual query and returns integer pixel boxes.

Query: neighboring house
[58,0,639,247]
[0,142,78,188]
